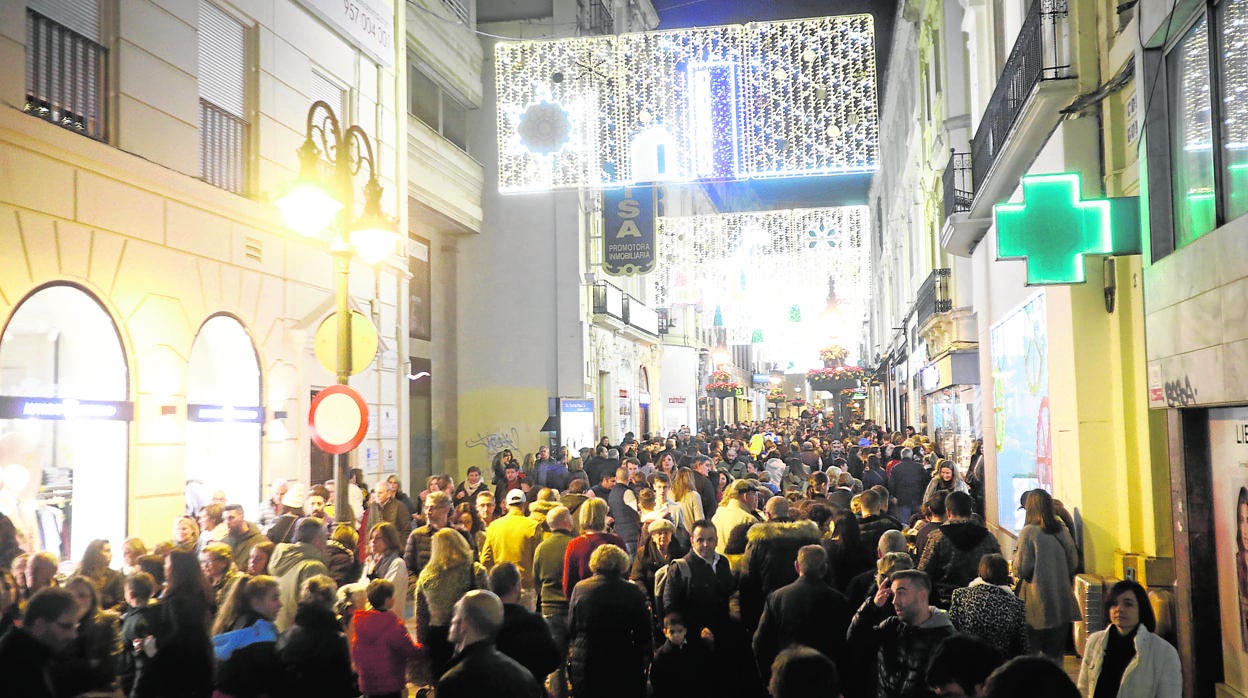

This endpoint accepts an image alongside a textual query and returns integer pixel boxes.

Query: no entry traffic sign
[309,384,369,454]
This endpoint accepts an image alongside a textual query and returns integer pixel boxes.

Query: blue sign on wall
[603,186,656,276]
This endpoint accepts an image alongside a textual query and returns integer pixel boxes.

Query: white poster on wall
[560,398,596,454]
[1209,407,1248,695]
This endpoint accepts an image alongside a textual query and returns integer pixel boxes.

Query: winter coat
[751,575,850,684]
[858,513,903,555]
[436,640,543,698]
[711,499,759,555]
[949,580,1027,658]
[212,614,282,698]
[562,531,627,597]
[649,637,713,698]
[269,541,328,632]
[533,530,575,616]
[350,608,420,695]
[323,539,360,589]
[887,459,928,511]
[53,608,122,696]
[738,519,822,632]
[404,524,439,578]
[482,510,541,588]
[608,483,643,547]
[922,474,969,503]
[226,522,267,571]
[918,520,1002,606]
[0,627,58,698]
[496,602,560,684]
[1013,523,1080,629]
[414,562,488,639]
[661,551,737,638]
[277,602,356,698]
[360,552,408,619]
[567,573,652,698]
[848,602,957,698]
[1077,625,1181,698]
[149,591,214,698]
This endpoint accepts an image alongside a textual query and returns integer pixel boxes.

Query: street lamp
[276,100,398,528]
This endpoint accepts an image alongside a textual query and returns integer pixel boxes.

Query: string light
[494,15,879,191]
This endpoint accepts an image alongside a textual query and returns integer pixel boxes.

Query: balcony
[915,268,952,330]
[623,295,659,338]
[578,0,613,35]
[942,152,973,221]
[943,0,1077,256]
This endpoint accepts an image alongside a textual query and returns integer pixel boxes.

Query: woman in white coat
[1077,580,1181,698]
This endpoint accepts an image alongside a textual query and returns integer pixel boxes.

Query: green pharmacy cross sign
[995,173,1141,285]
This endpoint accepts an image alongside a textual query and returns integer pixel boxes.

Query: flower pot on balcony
[808,377,858,393]
[709,388,737,399]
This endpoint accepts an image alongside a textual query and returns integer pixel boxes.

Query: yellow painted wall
[456,387,551,478]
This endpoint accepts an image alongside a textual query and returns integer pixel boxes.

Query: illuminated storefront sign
[994,173,1141,285]
[187,404,266,423]
[0,396,134,420]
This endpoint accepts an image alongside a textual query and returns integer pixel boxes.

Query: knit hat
[281,482,306,510]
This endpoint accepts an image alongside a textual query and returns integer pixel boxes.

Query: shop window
[1169,14,1216,246]
[185,315,262,520]
[0,285,129,564]
[1218,0,1248,220]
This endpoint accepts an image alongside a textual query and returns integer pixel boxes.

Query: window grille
[25,9,107,140]
[198,2,248,193]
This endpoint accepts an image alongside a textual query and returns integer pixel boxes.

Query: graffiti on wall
[464,428,521,457]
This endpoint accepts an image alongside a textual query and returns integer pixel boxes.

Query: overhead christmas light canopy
[494,15,878,191]
[655,206,871,368]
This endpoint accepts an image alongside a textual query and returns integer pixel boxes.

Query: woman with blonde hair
[562,498,626,596]
[211,574,284,698]
[414,526,488,677]
[670,468,705,536]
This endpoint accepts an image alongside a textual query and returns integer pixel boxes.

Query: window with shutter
[310,71,346,123]
[24,0,107,140]
[198,1,248,194]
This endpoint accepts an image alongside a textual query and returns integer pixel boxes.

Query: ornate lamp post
[276,100,398,527]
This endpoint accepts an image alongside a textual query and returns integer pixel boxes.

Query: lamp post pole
[284,100,393,529]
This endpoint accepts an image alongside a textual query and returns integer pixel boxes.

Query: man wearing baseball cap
[711,478,763,555]
[482,488,542,607]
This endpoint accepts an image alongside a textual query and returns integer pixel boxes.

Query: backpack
[653,558,687,621]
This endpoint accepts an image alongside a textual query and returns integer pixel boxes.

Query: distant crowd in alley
[0,413,1180,698]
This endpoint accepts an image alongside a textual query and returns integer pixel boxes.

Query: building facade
[0,0,431,560]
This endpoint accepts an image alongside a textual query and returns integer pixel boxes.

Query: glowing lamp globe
[277,180,342,238]
[351,226,399,265]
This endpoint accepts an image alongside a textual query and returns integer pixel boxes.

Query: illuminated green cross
[995,173,1141,285]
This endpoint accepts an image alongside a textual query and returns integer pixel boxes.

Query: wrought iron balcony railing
[915,268,952,329]
[578,0,613,36]
[970,0,1071,192]
[25,10,107,141]
[942,152,973,220]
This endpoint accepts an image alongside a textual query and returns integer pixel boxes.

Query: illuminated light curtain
[494,15,878,191]
[1169,14,1216,245]
[1218,0,1248,220]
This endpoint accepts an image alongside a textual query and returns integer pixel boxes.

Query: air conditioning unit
[1073,574,1106,657]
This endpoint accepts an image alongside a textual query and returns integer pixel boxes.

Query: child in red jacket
[351,579,422,698]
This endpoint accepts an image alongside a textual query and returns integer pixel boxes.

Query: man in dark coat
[690,455,720,519]
[918,492,1001,607]
[737,507,822,633]
[438,590,543,698]
[0,588,79,698]
[607,466,643,555]
[752,545,850,686]
[848,570,956,698]
[490,563,560,687]
[887,448,928,525]
[857,488,903,555]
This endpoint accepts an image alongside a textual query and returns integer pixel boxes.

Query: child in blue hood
[211,574,283,698]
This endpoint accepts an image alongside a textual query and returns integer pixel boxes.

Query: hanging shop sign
[995,172,1141,285]
[187,404,266,423]
[0,396,134,421]
[603,186,657,276]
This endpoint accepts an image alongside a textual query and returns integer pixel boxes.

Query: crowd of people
[0,416,1181,698]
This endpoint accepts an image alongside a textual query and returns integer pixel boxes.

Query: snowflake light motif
[517,101,573,155]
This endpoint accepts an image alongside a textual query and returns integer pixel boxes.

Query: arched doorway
[0,284,130,562]
[185,315,262,519]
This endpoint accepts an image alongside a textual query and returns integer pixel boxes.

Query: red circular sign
[308,385,369,454]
